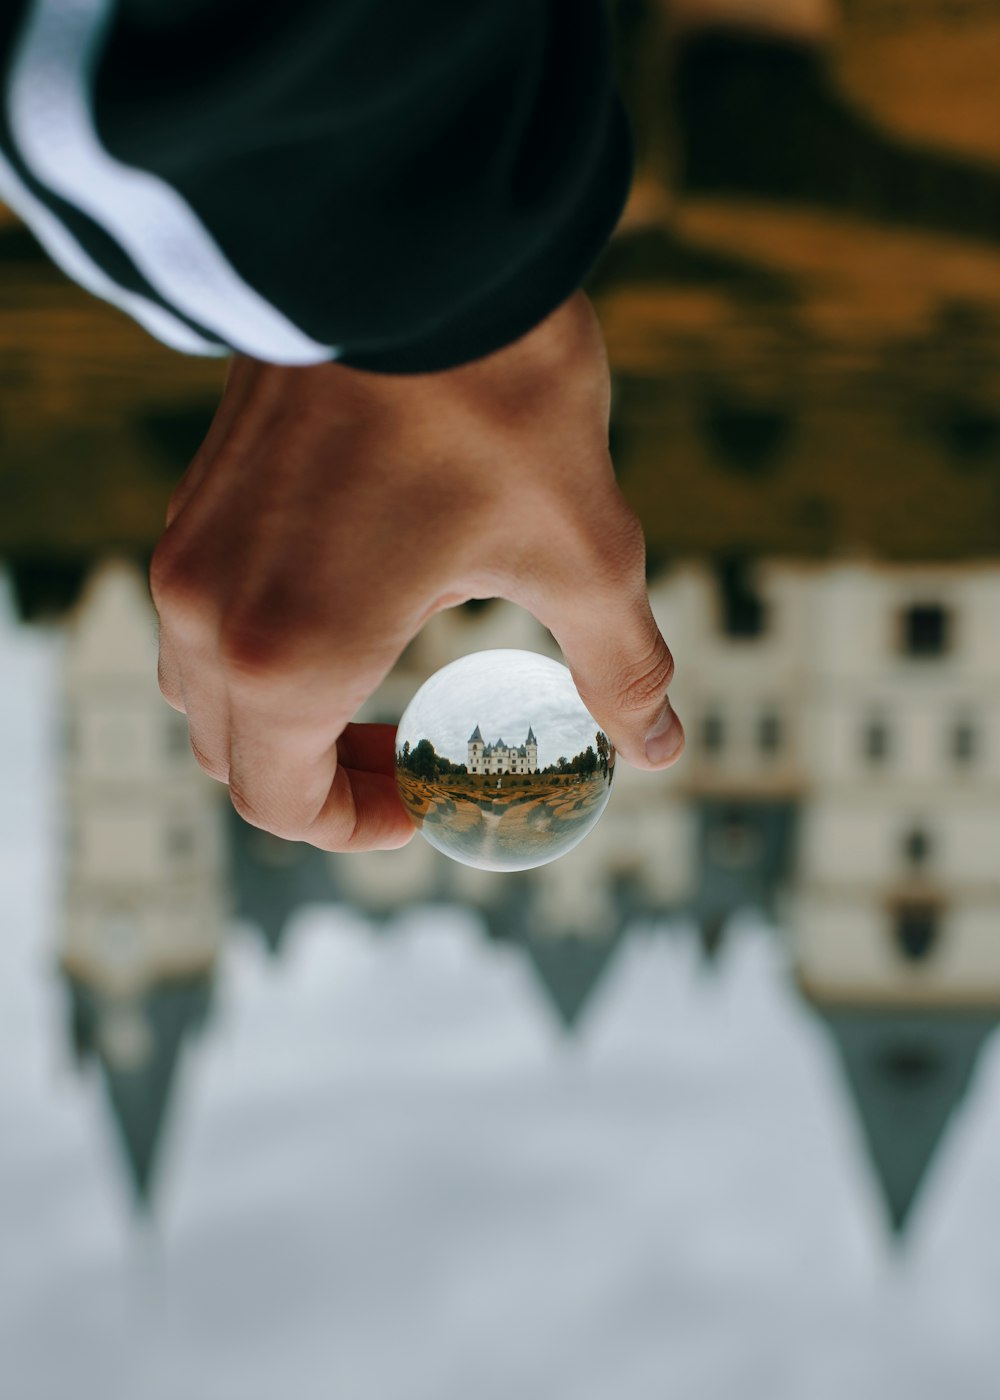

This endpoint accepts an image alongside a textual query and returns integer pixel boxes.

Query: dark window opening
[937,405,1000,463]
[902,827,931,867]
[901,603,949,658]
[894,903,939,963]
[877,1043,943,1088]
[9,557,88,623]
[758,711,782,754]
[702,396,794,473]
[136,403,218,475]
[864,719,889,763]
[952,720,976,764]
[702,711,725,753]
[717,558,767,639]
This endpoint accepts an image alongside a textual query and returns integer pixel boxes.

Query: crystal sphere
[395,649,615,872]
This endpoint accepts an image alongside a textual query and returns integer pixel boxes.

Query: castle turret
[525,726,538,773]
[60,557,228,1206]
[468,724,484,774]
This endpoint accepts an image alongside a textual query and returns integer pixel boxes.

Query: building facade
[60,557,229,1200]
[467,724,538,775]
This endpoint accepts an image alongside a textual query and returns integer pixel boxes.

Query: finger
[160,623,232,782]
[155,625,186,713]
[228,719,414,851]
[336,722,401,774]
[224,627,415,849]
[526,506,684,772]
[182,672,233,783]
[312,762,415,852]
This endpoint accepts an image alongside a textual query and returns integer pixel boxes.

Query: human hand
[151,293,684,852]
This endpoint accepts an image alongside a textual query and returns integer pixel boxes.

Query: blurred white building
[790,562,1000,1002]
[60,557,229,1201]
[246,561,1000,1073]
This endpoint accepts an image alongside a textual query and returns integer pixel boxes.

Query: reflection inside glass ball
[395,649,615,872]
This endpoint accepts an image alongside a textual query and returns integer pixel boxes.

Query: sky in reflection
[4,581,1000,1400]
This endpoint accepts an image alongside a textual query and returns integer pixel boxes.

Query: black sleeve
[2,0,631,372]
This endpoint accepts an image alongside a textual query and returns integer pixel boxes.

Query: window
[702,397,793,474]
[902,827,931,868]
[893,903,939,963]
[863,718,889,764]
[901,603,950,658]
[938,405,1000,462]
[951,719,976,765]
[702,711,725,753]
[877,1043,942,1087]
[716,558,767,639]
[758,710,782,755]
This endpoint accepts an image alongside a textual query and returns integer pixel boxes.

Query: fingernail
[645,697,684,765]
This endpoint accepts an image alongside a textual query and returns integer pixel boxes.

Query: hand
[151,292,684,851]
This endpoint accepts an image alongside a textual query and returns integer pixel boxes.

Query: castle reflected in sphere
[395,650,615,872]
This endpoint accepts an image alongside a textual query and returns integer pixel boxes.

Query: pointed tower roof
[469,724,483,743]
[820,1008,998,1234]
[526,726,537,745]
[69,976,212,1207]
[522,928,624,1032]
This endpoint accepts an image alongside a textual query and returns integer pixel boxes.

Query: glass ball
[395,649,615,872]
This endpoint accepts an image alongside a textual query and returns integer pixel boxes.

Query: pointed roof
[522,928,624,1032]
[820,1008,998,1234]
[69,976,212,1207]
[469,724,483,743]
[526,726,537,745]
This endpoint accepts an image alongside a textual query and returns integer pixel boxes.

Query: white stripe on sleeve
[0,146,226,355]
[8,0,340,365]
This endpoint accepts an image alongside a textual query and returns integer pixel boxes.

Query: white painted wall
[60,558,228,998]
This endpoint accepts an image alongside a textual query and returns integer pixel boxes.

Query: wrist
[232,292,608,427]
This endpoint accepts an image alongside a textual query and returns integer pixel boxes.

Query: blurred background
[4,1,1000,1396]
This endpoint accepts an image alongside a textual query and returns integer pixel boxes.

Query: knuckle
[228,780,303,840]
[187,734,228,783]
[149,542,208,627]
[156,660,185,712]
[610,644,676,715]
[217,620,290,687]
[304,813,359,854]
[227,781,265,830]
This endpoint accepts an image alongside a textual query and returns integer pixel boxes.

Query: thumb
[531,522,684,773]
